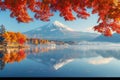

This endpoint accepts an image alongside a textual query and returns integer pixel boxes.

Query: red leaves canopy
[0,0,120,36]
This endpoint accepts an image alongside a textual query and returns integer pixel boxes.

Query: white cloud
[86,27,94,32]
[88,58,113,65]
[78,26,100,34]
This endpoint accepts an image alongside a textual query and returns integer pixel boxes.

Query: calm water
[1,43,120,77]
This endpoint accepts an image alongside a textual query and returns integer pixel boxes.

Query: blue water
[1,44,120,77]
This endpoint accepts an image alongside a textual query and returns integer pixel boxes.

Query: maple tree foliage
[0,0,120,36]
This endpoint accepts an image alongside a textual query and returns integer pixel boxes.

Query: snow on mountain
[53,21,74,31]
[24,21,98,41]
[44,20,74,33]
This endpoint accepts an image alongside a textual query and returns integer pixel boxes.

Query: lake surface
[1,43,120,77]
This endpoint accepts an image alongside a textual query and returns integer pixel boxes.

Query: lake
[1,42,120,77]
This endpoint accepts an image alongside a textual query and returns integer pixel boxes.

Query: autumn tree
[0,0,120,36]
[2,31,27,44]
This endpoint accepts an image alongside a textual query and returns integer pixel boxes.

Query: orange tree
[0,0,120,36]
[2,31,27,45]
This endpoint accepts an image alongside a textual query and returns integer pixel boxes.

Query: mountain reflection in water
[26,45,120,70]
[1,44,120,77]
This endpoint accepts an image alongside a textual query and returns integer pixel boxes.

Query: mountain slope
[24,21,99,41]
[93,33,120,42]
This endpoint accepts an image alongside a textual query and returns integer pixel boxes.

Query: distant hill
[93,33,120,43]
[24,21,99,41]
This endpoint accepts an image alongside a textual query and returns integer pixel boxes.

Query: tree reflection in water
[0,48,26,70]
[0,50,5,70]
[0,44,57,70]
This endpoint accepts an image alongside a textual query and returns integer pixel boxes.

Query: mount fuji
[24,21,99,41]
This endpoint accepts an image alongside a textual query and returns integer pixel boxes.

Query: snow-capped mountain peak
[24,20,98,41]
[52,21,74,31]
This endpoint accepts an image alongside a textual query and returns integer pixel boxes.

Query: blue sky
[0,9,99,33]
